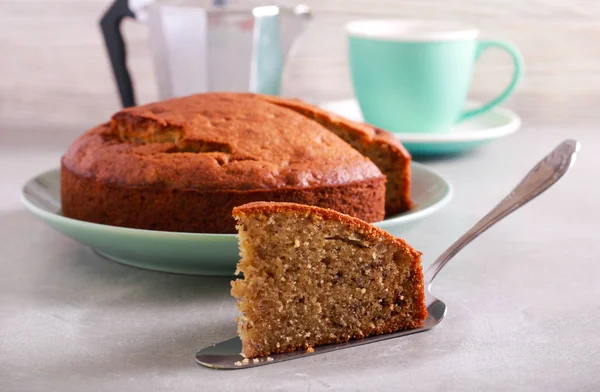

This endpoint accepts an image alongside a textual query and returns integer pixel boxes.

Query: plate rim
[20,162,452,238]
[374,163,453,229]
[319,98,522,144]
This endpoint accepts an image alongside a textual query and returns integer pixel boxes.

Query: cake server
[195,139,580,369]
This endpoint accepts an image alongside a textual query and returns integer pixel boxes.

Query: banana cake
[231,201,427,358]
[61,93,412,233]
[262,95,412,214]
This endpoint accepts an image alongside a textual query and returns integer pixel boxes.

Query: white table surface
[1,117,598,391]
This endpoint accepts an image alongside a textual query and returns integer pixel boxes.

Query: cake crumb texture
[231,202,427,358]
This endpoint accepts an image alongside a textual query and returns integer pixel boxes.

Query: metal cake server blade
[196,139,580,370]
[196,294,445,369]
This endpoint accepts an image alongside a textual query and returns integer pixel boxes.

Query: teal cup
[347,20,523,134]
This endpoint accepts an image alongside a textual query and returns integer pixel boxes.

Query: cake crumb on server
[230,201,427,358]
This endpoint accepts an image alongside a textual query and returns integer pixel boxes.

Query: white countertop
[1,121,599,391]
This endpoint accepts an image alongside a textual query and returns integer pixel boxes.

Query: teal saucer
[319,99,521,155]
[21,163,452,276]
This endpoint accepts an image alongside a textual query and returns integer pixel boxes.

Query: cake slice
[231,201,427,358]
[259,95,412,215]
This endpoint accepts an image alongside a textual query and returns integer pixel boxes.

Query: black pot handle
[100,0,136,108]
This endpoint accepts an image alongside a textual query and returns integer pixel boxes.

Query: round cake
[61,93,391,233]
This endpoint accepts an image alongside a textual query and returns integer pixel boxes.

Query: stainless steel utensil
[100,0,311,107]
[196,139,580,369]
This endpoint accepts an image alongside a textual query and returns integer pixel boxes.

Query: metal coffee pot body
[101,0,311,107]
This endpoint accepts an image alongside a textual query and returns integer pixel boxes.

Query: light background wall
[1,0,599,137]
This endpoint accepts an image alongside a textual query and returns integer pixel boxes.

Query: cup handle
[459,40,524,121]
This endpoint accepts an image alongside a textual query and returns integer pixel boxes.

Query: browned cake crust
[261,95,412,214]
[231,202,428,358]
[61,164,385,233]
[61,93,387,233]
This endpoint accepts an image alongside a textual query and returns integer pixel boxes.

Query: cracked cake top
[62,93,383,191]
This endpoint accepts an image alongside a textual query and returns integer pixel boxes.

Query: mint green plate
[320,99,521,155]
[21,163,452,276]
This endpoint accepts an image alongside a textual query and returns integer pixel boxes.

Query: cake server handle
[424,139,580,285]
